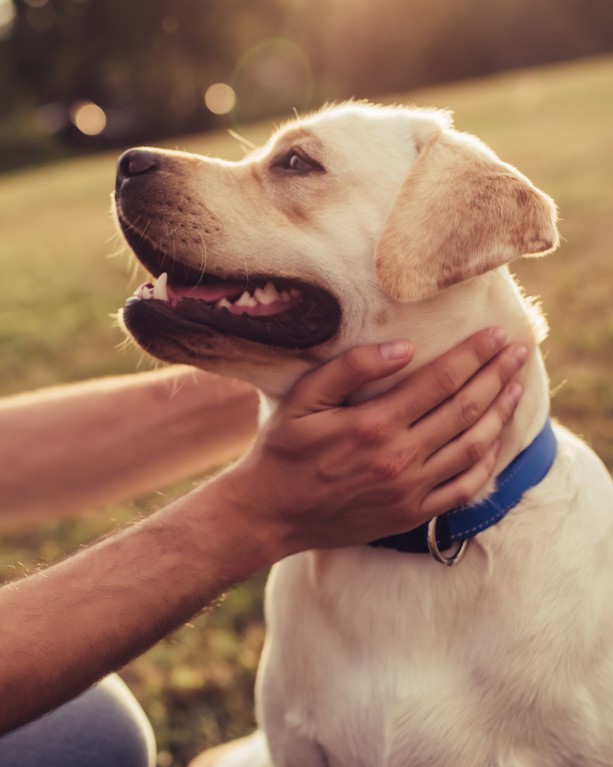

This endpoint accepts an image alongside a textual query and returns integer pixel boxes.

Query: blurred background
[2,0,613,170]
[1,1,612,765]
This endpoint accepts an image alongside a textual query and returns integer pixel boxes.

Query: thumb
[287,340,415,417]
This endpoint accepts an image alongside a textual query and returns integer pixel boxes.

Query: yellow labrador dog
[115,103,613,767]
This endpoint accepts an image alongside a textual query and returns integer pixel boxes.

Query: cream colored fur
[120,103,613,767]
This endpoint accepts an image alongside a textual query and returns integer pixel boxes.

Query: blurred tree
[0,0,612,164]
[293,0,613,99]
[7,0,231,138]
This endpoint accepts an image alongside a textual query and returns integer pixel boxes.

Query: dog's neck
[259,268,550,487]
[348,267,551,480]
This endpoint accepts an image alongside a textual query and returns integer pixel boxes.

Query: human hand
[222,328,526,561]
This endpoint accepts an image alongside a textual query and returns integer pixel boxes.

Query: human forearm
[0,367,258,528]
[0,474,272,735]
[0,332,525,734]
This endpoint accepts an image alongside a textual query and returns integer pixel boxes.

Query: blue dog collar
[369,418,557,558]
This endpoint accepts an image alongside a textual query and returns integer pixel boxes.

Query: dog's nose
[116,149,160,188]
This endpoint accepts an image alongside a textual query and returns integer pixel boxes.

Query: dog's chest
[263,550,533,765]
[260,441,613,766]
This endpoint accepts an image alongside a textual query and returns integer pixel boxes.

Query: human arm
[0,328,525,733]
[0,366,258,529]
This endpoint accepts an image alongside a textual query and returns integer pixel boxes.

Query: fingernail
[380,340,413,360]
[493,439,502,456]
[506,382,523,404]
[512,345,528,366]
[491,327,507,349]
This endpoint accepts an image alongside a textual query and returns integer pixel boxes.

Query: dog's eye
[287,153,311,172]
[275,151,323,174]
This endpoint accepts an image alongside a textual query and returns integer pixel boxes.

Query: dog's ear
[375,130,559,302]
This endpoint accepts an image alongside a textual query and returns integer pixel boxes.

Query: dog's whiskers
[196,234,208,286]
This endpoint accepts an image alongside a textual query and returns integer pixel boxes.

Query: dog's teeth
[289,289,301,298]
[235,291,257,307]
[278,290,290,301]
[254,287,276,305]
[215,298,231,309]
[137,285,154,300]
[133,284,154,300]
[153,272,168,301]
[264,281,283,299]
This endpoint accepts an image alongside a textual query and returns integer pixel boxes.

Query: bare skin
[0,366,258,528]
[0,328,525,734]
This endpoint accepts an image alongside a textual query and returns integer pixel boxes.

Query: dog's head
[115,102,557,397]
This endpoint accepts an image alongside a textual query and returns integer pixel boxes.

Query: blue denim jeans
[0,675,156,767]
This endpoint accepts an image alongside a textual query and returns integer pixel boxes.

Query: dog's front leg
[259,673,329,767]
[256,567,332,767]
[266,730,330,767]
[188,729,329,767]
[188,730,273,767]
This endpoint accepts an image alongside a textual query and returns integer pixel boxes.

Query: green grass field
[1,55,612,765]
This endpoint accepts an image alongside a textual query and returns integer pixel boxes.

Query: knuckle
[369,442,421,484]
[474,336,496,366]
[371,455,404,482]
[435,364,460,397]
[377,486,406,507]
[484,448,498,472]
[499,382,522,421]
[496,394,515,423]
[496,348,522,384]
[314,457,342,483]
[465,438,486,464]
[459,395,480,427]
[353,416,387,447]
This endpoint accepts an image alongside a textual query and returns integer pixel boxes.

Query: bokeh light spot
[0,0,16,40]
[26,0,55,32]
[204,83,236,115]
[70,100,107,136]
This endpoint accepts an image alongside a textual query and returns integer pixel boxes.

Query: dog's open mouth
[127,271,341,348]
[120,229,341,349]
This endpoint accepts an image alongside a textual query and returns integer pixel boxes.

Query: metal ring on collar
[426,516,468,566]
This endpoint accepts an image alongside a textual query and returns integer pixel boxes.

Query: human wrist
[206,460,294,568]
[168,468,283,588]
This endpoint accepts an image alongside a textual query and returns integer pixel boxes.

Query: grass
[1,54,612,765]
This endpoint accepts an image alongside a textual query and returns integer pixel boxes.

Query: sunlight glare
[230,39,313,123]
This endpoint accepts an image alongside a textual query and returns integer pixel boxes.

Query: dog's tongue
[167,282,244,303]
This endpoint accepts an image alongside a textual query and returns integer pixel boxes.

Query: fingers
[419,441,501,520]
[376,327,509,425]
[423,381,522,482]
[286,341,414,418]
[413,343,528,455]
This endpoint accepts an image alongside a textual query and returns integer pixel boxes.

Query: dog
[114,102,613,766]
